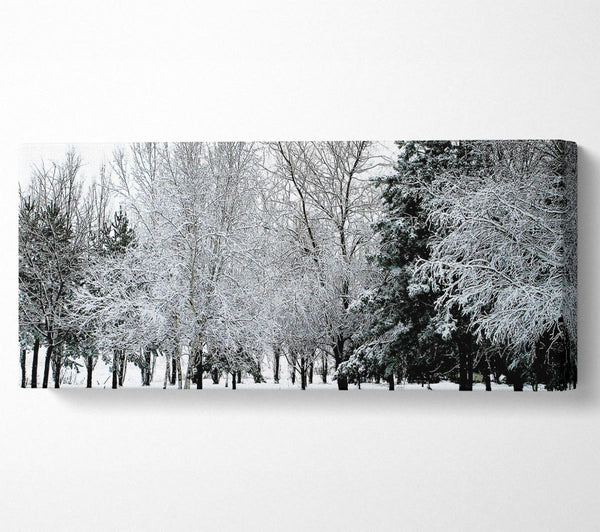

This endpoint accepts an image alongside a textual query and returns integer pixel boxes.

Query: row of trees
[18,140,577,390]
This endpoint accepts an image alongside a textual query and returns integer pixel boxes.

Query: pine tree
[355,141,482,389]
[99,207,136,256]
[101,207,136,387]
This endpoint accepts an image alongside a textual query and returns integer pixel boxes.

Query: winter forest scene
[18,140,577,392]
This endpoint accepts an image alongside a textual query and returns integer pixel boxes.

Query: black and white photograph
[19,140,576,391]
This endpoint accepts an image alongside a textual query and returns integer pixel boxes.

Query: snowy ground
[22,348,539,391]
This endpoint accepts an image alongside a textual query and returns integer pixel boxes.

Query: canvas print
[18,140,577,391]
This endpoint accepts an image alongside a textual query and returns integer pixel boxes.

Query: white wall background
[1,1,599,530]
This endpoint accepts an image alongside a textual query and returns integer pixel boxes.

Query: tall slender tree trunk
[31,338,39,388]
[211,368,220,384]
[141,349,154,386]
[196,350,203,390]
[484,356,492,391]
[86,355,93,388]
[149,350,157,384]
[333,335,348,390]
[118,352,127,386]
[53,350,61,388]
[163,352,170,389]
[237,371,241,384]
[321,354,328,383]
[42,344,53,389]
[388,374,395,391]
[176,355,182,389]
[20,349,27,388]
[484,373,492,391]
[308,361,314,385]
[112,350,118,389]
[170,352,177,386]
[232,372,237,390]
[184,351,193,389]
[300,358,307,390]
[273,345,280,384]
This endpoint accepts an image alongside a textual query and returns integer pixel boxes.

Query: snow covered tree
[268,141,388,389]
[352,142,481,390]
[19,151,89,388]
[110,142,268,389]
[413,140,577,389]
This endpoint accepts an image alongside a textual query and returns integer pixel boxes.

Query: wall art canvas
[18,140,577,391]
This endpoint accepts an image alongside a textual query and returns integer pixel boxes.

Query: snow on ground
[22,348,539,391]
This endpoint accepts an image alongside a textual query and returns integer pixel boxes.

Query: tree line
[18,140,577,390]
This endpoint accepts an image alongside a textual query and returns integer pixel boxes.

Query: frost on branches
[18,140,577,391]
[412,141,577,389]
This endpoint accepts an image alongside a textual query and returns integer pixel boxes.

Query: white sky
[19,141,398,187]
[19,143,121,187]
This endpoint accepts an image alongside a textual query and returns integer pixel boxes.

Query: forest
[18,140,577,391]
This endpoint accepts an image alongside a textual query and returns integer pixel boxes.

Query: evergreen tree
[98,207,136,256]
[353,141,483,389]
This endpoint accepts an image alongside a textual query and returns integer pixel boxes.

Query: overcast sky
[19,141,398,187]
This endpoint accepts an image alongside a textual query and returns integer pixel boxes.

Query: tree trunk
[170,352,177,386]
[20,349,27,388]
[31,338,40,388]
[300,358,307,390]
[321,354,328,383]
[141,349,153,386]
[237,371,241,384]
[53,351,61,388]
[483,356,492,391]
[333,335,348,390]
[273,345,280,384]
[184,351,193,389]
[118,352,127,386]
[513,378,524,392]
[211,368,220,384]
[149,349,157,384]
[86,355,93,388]
[42,344,53,388]
[163,352,170,389]
[308,361,314,385]
[484,373,492,391]
[196,350,203,390]
[388,374,395,391]
[112,350,118,389]
[176,355,182,389]
[232,372,237,390]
